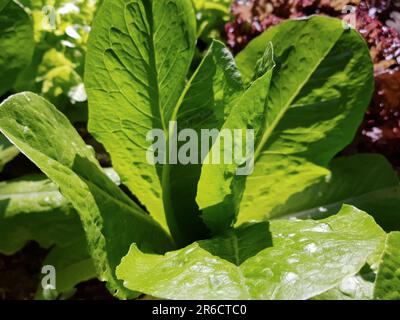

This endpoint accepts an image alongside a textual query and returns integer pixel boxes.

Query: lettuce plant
[1,0,400,300]
[0,133,19,171]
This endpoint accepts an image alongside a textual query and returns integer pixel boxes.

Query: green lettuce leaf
[0,0,34,95]
[0,175,96,299]
[0,0,10,13]
[0,133,19,172]
[374,232,400,300]
[264,154,400,301]
[117,205,385,300]
[219,16,374,229]
[314,268,375,300]
[35,236,97,300]
[197,43,275,233]
[0,175,80,255]
[271,154,400,232]
[0,92,174,298]
[85,0,196,235]
[0,170,122,299]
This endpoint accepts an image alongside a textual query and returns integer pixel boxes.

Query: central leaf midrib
[143,1,164,132]
[145,1,177,242]
[159,27,213,246]
[137,2,178,242]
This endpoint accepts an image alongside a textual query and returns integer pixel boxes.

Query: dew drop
[24,93,31,102]
[287,258,299,264]
[324,173,332,183]
[339,276,358,294]
[262,267,273,277]
[283,272,298,283]
[209,276,222,288]
[307,223,331,233]
[304,243,318,254]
